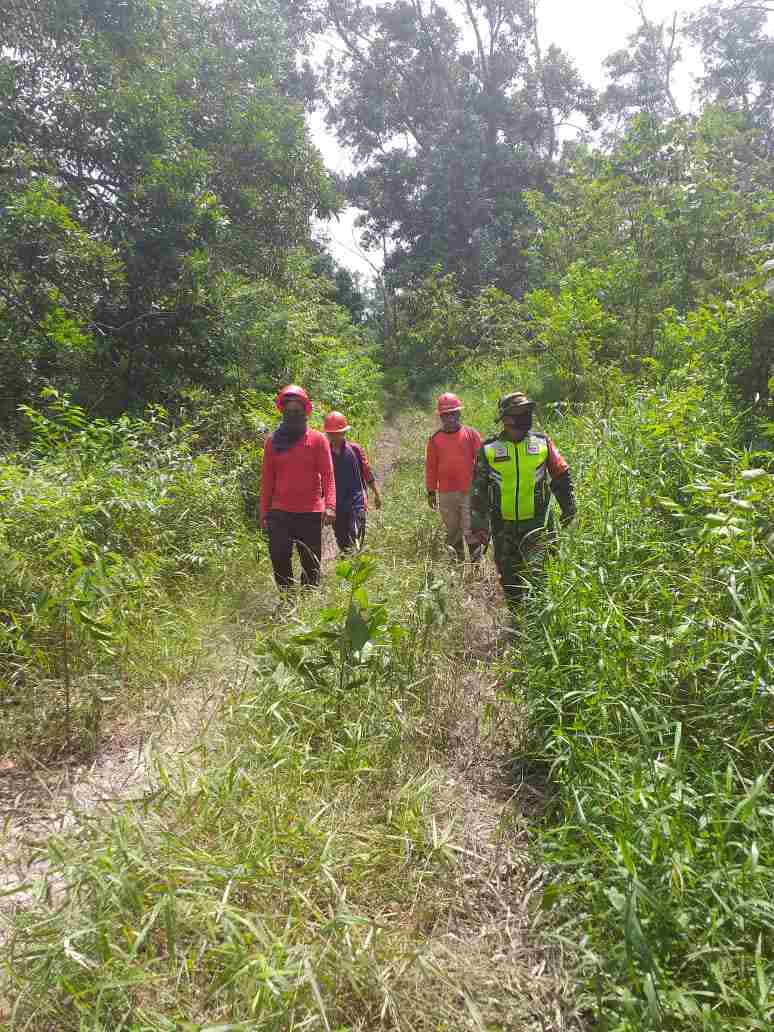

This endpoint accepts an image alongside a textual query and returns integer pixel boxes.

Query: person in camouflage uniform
[467,392,576,606]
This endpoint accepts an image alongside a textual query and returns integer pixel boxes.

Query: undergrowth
[1,409,516,1030]
[0,392,256,758]
[463,362,774,1031]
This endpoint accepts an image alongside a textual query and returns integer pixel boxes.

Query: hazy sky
[311,0,716,277]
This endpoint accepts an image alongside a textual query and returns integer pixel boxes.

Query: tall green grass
[502,373,774,1030]
[0,395,258,757]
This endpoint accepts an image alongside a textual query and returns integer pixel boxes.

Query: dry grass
[0,668,230,924]
[387,547,583,1030]
[1,410,582,1030]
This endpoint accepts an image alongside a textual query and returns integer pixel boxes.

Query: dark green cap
[497,392,534,419]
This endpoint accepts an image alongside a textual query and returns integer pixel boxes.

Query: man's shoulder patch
[486,439,511,463]
[526,433,547,455]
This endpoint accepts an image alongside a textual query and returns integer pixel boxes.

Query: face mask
[504,413,532,437]
[283,409,307,431]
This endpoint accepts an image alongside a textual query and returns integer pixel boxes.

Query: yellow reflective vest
[481,433,551,529]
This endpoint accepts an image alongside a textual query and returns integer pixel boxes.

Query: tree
[687,0,774,155]
[601,2,683,127]
[0,0,339,420]
[310,249,368,324]
[322,0,595,295]
[525,110,774,364]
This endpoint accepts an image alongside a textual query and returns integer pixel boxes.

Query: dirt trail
[418,562,581,1029]
[409,440,580,1029]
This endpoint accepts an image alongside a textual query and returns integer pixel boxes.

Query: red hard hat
[324,411,350,432]
[276,384,312,415]
[437,392,462,414]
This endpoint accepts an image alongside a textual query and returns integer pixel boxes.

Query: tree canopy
[0,0,341,421]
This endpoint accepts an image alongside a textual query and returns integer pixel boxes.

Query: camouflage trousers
[492,523,550,606]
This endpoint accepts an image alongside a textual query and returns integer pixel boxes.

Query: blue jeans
[334,508,366,552]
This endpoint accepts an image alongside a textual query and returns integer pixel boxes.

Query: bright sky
[310,0,730,278]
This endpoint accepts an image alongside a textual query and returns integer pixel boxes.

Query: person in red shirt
[425,393,483,561]
[260,385,335,589]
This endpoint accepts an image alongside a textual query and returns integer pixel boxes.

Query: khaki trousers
[438,490,472,559]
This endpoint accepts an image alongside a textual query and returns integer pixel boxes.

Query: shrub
[0,392,251,755]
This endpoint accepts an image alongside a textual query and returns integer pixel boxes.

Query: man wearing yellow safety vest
[467,392,576,605]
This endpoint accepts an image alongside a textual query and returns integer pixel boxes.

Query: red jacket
[260,429,335,517]
[331,440,375,511]
[425,426,482,493]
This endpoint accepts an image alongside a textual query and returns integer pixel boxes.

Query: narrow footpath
[1,408,580,1030]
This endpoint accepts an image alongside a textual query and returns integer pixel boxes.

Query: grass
[487,372,774,1031]
[1,406,579,1030]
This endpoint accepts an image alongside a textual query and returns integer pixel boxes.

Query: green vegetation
[0,389,252,756]
[522,380,774,1030]
[3,0,774,1029]
[2,416,516,1030]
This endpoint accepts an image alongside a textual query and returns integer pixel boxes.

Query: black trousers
[333,508,366,553]
[267,511,322,588]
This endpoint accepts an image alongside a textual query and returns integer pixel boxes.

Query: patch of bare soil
[0,674,227,931]
[418,560,582,1030]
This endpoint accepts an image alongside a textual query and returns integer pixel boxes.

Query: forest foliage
[2,1,774,1030]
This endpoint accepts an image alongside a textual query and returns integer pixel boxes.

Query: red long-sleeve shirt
[425,426,482,493]
[545,437,569,478]
[260,429,335,517]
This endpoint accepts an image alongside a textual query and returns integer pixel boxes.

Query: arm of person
[546,438,576,524]
[317,433,336,524]
[259,438,274,529]
[466,446,491,543]
[425,436,438,508]
[354,443,382,508]
[469,427,483,470]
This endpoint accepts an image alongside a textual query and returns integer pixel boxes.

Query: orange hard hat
[324,411,350,433]
[276,384,312,415]
[437,392,462,414]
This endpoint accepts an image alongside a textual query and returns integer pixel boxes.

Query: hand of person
[323,507,336,526]
[427,491,438,510]
[466,529,490,547]
[260,515,269,532]
[373,491,383,510]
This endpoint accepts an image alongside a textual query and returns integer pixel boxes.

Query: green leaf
[344,603,371,653]
[336,559,353,580]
